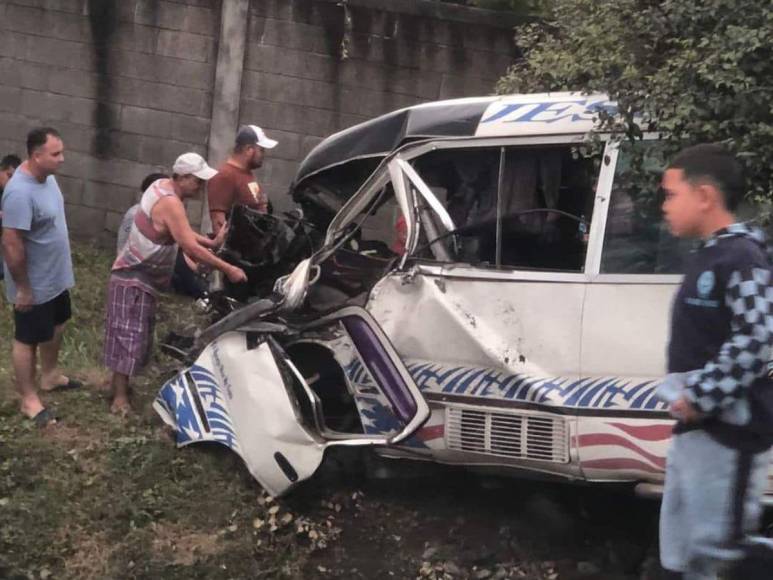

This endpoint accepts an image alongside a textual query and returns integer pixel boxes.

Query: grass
[0,243,326,579]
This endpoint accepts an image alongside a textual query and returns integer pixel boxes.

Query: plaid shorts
[103,280,157,376]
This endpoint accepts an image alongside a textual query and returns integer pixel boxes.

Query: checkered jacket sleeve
[685,266,773,414]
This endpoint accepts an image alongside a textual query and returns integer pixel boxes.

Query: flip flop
[46,378,83,392]
[30,408,59,428]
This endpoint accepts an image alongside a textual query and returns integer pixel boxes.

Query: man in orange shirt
[207,125,278,236]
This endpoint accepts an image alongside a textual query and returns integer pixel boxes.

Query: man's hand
[213,221,229,248]
[670,396,703,423]
[14,287,34,312]
[226,265,247,284]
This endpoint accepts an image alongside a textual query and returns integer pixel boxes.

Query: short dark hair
[668,143,745,211]
[140,172,168,192]
[0,154,21,170]
[26,127,62,156]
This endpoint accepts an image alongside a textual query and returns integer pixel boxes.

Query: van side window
[412,148,500,265]
[601,141,692,274]
[498,146,598,271]
[411,145,599,272]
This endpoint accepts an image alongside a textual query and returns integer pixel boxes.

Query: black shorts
[14,290,72,345]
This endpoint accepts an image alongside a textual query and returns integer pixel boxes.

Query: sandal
[30,408,59,428]
[45,378,83,392]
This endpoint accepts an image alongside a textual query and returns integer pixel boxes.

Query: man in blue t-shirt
[1,127,78,427]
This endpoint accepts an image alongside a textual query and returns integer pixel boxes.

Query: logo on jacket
[697,270,715,298]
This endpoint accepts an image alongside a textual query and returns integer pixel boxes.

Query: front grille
[446,406,569,463]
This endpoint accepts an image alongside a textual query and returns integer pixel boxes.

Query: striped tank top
[111,179,179,293]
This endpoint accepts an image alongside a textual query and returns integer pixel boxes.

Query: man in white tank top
[104,153,247,414]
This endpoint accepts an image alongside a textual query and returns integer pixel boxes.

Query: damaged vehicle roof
[293,93,618,190]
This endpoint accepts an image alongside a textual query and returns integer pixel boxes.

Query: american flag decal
[578,420,672,475]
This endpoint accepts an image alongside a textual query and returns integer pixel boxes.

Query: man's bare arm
[155,198,246,283]
[2,228,33,309]
[209,210,227,237]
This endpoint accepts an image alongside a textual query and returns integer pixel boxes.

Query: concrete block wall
[0,0,521,243]
[240,0,519,214]
[0,0,220,244]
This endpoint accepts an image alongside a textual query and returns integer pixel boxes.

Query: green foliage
[496,0,773,202]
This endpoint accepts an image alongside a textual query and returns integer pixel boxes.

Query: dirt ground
[0,244,662,579]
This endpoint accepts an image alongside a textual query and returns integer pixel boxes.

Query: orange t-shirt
[207,162,268,215]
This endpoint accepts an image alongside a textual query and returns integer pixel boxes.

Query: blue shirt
[1,168,74,304]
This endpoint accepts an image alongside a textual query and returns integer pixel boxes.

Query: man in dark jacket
[658,144,773,579]
[0,154,21,281]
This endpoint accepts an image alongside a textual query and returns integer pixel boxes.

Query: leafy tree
[496,0,773,202]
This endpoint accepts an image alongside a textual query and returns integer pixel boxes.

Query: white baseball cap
[236,125,278,149]
[172,152,217,180]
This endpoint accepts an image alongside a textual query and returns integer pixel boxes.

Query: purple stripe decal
[342,316,417,423]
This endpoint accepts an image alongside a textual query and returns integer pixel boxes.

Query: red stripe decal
[582,457,663,474]
[417,424,444,441]
[578,433,666,469]
[607,422,673,442]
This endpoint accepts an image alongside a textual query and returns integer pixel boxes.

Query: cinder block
[6,3,91,44]
[156,29,214,63]
[0,86,23,114]
[300,135,323,158]
[55,121,100,155]
[19,89,96,127]
[357,90,417,119]
[134,0,217,37]
[109,132,145,163]
[22,34,94,72]
[47,68,98,99]
[18,61,54,92]
[120,105,173,138]
[56,175,84,205]
[0,30,17,59]
[245,43,339,83]
[64,204,105,238]
[0,111,30,142]
[83,180,137,211]
[259,18,327,53]
[249,0,293,22]
[240,97,338,138]
[438,73,497,100]
[181,3,218,36]
[111,50,214,90]
[112,22,159,54]
[262,157,300,193]
[111,75,212,117]
[170,113,210,144]
[0,137,24,160]
[131,134,165,165]
[105,210,126,234]
[62,150,159,190]
[9,0,84,16]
